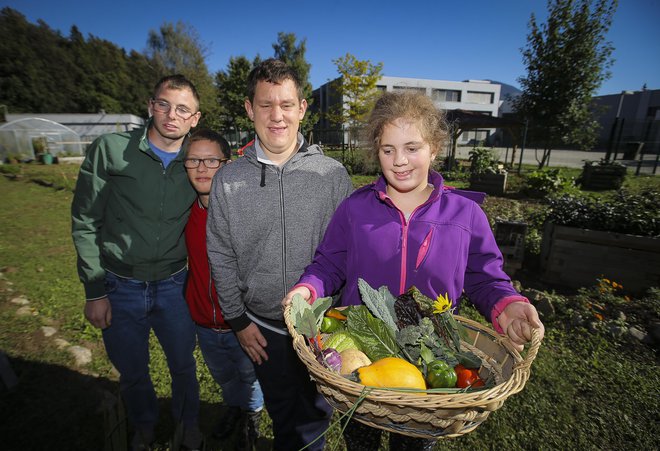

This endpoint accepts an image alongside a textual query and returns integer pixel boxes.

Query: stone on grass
[54,338,70,349]
[41,326,57,337]
[68,346,92,366]
[628,327,647,342]
[16,306,36,316]
[10,296,29,306]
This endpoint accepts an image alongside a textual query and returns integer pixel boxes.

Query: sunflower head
[433,292,452,314]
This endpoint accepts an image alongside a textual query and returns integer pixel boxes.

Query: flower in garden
[433,293,452,314]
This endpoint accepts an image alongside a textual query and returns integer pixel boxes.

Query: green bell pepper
[425,359,457,388]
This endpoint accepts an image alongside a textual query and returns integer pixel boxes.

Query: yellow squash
[355,357,426,390]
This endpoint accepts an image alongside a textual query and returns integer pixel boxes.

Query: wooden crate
[540,223,660,294]
[495,221,527,275]
[580,164,627,190]
[469,172,507,196]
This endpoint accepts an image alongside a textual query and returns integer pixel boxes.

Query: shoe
[236,410,262,451]
[130,427,155,451]
[181,422,204,450]
[212,405,241,439]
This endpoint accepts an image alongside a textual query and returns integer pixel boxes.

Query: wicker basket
[284,305,541,439]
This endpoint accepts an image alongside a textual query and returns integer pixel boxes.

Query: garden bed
[540,223,660,294]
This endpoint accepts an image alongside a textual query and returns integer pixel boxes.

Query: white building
[312,76,503,145]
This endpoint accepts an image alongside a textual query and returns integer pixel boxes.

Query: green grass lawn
[0,163,658,450]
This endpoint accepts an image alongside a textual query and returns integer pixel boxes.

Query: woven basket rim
[284,304,541,410]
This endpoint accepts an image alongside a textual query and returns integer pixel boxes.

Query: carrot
[325,308,347,321]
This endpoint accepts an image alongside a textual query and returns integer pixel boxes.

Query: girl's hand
[281,285,312,308]
[497,302,545,351]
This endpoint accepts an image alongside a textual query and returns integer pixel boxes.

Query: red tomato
[454,364,485,388]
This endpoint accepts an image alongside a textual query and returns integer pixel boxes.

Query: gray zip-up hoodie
[206,137,353,331]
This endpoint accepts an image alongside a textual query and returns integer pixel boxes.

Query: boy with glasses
[182,129,264,449]
[72,75,202,450]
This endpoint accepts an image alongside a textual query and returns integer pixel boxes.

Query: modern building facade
[591,88,660,154]
[311,76,503,146]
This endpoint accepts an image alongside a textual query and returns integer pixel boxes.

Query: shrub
[544,190,660,237]
[524,169,575,198]
[468,147,502,174]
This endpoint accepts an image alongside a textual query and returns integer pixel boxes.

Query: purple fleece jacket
[297,171,525,324]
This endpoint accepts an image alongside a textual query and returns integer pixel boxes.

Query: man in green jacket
[71,75,202,450]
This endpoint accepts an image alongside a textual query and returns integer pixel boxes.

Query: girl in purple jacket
[284,91,544,450]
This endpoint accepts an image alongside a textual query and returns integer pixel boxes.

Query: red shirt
[184,200,229,329]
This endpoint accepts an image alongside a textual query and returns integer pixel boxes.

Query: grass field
[0,163,658,450]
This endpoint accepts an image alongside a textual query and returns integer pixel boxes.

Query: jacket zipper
[381,192,437,295]
[278,168,288,295]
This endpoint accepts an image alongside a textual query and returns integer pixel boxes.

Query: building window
[393,86,426,94]
[466,91,494,104]
[432,89,461,102]
[376,85,387,92]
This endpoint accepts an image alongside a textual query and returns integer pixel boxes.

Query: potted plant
[468,147,507,195]
[578,159,627,190]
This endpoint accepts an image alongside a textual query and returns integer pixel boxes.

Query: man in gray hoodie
[206,59,353,450]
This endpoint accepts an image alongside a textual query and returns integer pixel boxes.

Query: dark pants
[342,417,436,451]
[252,324,332,451]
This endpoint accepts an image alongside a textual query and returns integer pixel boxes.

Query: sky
[3,0,659,96]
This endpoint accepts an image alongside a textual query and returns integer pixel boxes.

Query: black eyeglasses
[151,99,198,120]
[184,158,230,169]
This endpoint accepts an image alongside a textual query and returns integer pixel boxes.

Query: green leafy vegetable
[346,305,401,361]
[311,296,332,323]
[290,295,318,338]
[357,278,398,332]
[396,317,458,366]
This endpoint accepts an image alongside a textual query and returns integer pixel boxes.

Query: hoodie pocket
[415,228,434,270]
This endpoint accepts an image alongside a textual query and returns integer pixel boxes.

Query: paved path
[453,146,658,174]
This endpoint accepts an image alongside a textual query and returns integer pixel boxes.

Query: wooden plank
[553,225,660,252]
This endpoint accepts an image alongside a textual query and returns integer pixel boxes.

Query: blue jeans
[102,269,199,430]
[195,326,263,412]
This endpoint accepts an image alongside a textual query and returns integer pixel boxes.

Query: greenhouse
[0,117,83,162]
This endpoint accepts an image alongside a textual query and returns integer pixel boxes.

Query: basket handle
[512,327,542,372]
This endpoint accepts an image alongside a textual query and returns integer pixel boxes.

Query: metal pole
[517,119,528,174]
[613,118,625,161]
[605,91,632,161]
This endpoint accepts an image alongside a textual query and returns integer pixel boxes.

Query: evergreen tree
[272,32,317,137]
[147,21,219,128]
[215,56,256,145]
[513,0,617,167]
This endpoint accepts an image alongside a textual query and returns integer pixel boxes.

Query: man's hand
[84,297,112,329]
[236,322,269,365]
[281,286,311,308]
[497,302,545,351]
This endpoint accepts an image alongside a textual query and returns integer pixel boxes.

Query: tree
[330,53,383,158]
[147,21,219,129]
[513,0,617,168]
[215,56,255,145]
[272,32,317,137]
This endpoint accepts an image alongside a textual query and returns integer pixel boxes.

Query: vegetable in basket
[349,357,426,390]
[316,348,342,373]
[425,360,457,389]
[339,349,371,375]
[455,364,485,388]
[324,331,361,353]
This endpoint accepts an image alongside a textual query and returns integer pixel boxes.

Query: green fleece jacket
[71,123,196,300]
